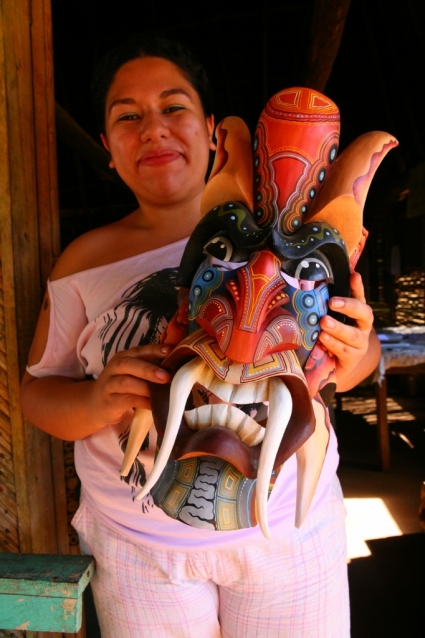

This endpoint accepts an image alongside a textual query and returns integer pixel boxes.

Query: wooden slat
[0,434,12,459]
[0,379,10,403]
[0,413,12,449]
[0,394,10,418]
[0,350,7,373]
[0,491,19,523]
[0,461,17,494]
[0,528,19,553]
[0,332,6,356]
[0,366,8,388]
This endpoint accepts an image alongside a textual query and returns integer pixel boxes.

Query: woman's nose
[139,112,170,143]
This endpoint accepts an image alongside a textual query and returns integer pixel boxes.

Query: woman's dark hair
[92,33,214,132]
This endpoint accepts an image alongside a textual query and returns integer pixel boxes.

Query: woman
[21,35,380,637]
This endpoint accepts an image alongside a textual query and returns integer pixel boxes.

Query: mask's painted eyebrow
[108,88,193,114]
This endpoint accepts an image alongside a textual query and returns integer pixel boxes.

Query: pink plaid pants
[74,477,349,638]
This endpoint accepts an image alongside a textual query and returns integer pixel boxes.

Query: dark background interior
[51,0,425,318]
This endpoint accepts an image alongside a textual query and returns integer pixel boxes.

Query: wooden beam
[304,0,352,92]
[55,102,119,184]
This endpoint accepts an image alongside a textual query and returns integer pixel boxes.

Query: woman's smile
[138,147,182,167]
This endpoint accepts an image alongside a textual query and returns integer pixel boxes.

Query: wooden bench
[0,554,95,633]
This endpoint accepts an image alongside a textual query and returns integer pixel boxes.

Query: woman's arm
[20,344,172,440]
[20,226,172,441]
[318,272,381,393]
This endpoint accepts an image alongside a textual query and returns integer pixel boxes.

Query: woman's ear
[100,133,115,169]
[206,115,216,151]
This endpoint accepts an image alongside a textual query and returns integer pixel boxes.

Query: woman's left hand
[318,271,380,391]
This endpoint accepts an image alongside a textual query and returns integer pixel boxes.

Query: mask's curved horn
[120,408,152,477]
[295,398,330,528]
[201,117,253,217]
[304,132,398,263]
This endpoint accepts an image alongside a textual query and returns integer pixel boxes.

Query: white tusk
[120,408,153,477]
[294,399,329,528]
[256,378,292,539]
[136,357,206,500]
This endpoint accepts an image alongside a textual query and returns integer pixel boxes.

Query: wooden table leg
[375,376,391,471]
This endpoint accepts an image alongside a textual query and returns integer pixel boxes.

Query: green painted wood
[0,554,94,632]
[0,592,83,632]
[0,554,94,597]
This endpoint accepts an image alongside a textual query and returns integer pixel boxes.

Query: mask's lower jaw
[132,352,319,537]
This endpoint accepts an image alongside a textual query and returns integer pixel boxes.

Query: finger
[349,271,366,303]
[327,296,373,331]
[317,332,361,370]
[111,355,171,383]
[110,393,152,412]
[319,315,369,351]
[117,344,173,361]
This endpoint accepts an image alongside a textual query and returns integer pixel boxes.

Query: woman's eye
[204,236,234,261]
[163,105,185,114]
[117,113,140,122]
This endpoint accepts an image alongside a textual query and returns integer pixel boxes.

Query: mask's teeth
[184,404,265,446]
[295,399,329,528]
[136,357,206,501]
[225,407,264,445]
[206,377,269,404]
[197,366,216,391]
[120,408,152,476]
[231,378,269,404]
[256,378,292,539]
[211,403,229,428]
[209,377,234,402]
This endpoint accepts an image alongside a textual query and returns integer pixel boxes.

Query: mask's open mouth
[135,333,317,536]
[184,374,270,447]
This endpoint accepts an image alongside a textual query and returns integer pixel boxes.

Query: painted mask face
[124,88,397,538]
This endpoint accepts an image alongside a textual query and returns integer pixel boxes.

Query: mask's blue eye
[203,236,234,261]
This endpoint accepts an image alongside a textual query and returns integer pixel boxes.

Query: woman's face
[102,56,215,209]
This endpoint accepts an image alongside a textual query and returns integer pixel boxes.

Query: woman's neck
[126,192,203,245]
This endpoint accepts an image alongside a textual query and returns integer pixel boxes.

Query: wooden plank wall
[0,0,83,636]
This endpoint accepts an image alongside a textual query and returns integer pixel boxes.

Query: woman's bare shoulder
[50,217,138,281]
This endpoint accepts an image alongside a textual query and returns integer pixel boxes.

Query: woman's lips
[139,149,181,166]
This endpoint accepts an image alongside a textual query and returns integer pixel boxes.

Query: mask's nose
[197,250,302,363]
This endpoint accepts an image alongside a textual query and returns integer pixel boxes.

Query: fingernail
[330,297,345,308]
[320,332,330,342]
[160,346,171,354]
[324,316,335,328]
[155,368,169,381]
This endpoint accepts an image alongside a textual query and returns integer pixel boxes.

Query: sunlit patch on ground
[344,498,402,560]
[339,396,424,425]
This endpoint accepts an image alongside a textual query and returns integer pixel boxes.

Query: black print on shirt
[99,267,179,366]
[98,267,179,497]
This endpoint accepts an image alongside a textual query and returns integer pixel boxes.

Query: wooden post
[375,376,390,471]
[0,0,65,567]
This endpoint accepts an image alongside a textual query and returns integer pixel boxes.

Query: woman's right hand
[20,343,172,440]
[88,344,172,428]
